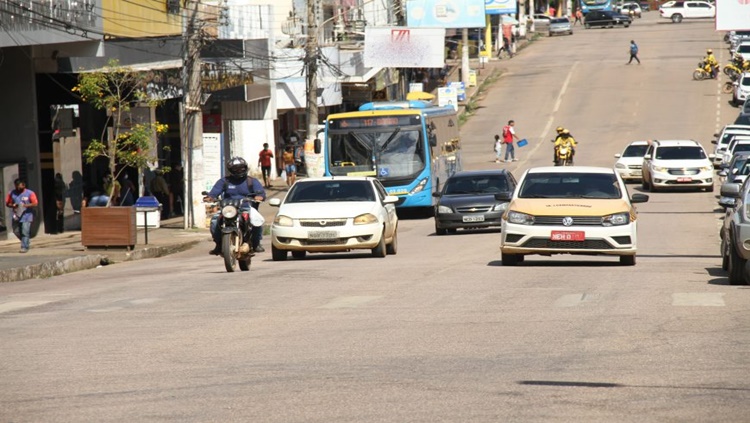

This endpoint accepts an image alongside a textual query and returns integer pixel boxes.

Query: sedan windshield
[285,180,376,203]
[519,172,621,199]
[327,129,426,180]
[654,146,706,160]
[622,144,648,157]
[444,175,509,195]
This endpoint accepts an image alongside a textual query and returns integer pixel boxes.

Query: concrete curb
[118,240,201,262]
[0,255,107,283]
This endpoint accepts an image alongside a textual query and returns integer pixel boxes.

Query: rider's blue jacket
[207,175,266,205]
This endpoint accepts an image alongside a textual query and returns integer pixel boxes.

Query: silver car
[549,17,573,36]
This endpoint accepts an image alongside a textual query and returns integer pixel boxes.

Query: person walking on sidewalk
[282,146,297,186]
[258,143,274,188]
[574,9,583,25]
[502,120,521,162]
[5,178,38,253]
[627,40,640,65]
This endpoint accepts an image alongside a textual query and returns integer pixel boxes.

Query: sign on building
[406,0,487,28]
[716,0,750,31]
[364,27,446,68]
[485,0,518,15]
[438,86,458,111]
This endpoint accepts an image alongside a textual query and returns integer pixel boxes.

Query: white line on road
[320,296,382,309]
[554,293,600,307]
[0,301,54,314]
[536,61,579,156]
[672,293,725,306]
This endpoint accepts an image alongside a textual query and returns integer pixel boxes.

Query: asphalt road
[2,14,749,422]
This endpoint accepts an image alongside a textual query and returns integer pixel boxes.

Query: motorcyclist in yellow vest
[554,129,577,165]
[704,49,719,78]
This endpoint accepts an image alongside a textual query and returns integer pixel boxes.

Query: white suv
[733,72,750,107]
[641,140,714,192]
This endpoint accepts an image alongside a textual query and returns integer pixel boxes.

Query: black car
[584,10,632,28]
[433,169,517,235]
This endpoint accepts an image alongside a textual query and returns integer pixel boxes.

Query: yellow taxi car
[499,167,649,266]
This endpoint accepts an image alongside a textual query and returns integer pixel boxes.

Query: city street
[2,14,749,422]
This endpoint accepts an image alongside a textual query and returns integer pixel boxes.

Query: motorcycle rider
[554,129,577,165]
[552,127,576,164]
[704,49,719,79]
[205,157,267,255]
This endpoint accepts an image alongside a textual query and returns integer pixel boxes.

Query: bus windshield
[328,128,426,180]
[583,0,609,4]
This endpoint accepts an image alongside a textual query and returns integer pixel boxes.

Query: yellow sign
[347,171,376,177]
[468,70,477,87]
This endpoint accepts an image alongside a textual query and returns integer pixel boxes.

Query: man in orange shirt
[258,143,274,188]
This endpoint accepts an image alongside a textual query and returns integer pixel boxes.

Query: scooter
[202,192,261,272]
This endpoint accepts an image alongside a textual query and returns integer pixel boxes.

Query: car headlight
[615,163,626,169]
[507,211,535,225]
[492,202,509,212]
[410,178,429,195]
[274,215,293,227]
[437,205,453,214]
[700,166,713,172]
[221,205,238,219]
[602,212,630,226]
[354,213,378,225]
[653,166,668,172]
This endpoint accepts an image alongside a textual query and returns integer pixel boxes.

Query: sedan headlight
[274,215,293,227]
[652,166,668,173]
[221,205,238,219]
[602,212,630,226]
[492,202,509,212]
[700,166,713,172]
[437,205,453,214]
[507,211,535,225]
[354,213,378,225]
[410,178,428,195]
[615,163,626,169]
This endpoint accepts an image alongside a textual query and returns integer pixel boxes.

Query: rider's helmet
[556,126,564,134]
[561,129,570,136]
[707,49,713,54]
[227,156,249,178]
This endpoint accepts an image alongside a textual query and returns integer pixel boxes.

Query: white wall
[230,120,278,181]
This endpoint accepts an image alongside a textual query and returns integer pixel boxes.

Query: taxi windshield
[519,172,621,199]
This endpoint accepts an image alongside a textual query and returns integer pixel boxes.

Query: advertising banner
[364,27,446,68]
[438,86,458,110]
[485,0,518,15]
[406,0,487,28]
[716,0,750,31]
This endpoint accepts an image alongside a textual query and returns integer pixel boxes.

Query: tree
[73,60,169,206]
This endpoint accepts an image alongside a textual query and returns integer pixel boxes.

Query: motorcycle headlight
[410,178,429,195]
[492,202,509,212]
[653,166,668,173]
[437,205,453,214]
[354,213,378,225]
[507,211,535,225]
[274,215,293,227]
[602,212,630,226]
[221,205,238,219]
[615,163,626,169]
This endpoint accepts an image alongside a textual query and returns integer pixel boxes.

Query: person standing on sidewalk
[282,146,297,187]
[5,178,38,253]
[627,40,640,65]
[494,134,504,163]
[258,143,274,188]
[574,9,583,25]
[502,120,521,162]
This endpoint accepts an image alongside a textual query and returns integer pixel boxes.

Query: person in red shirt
[258,143,274,188]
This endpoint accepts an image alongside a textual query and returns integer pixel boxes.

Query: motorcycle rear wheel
[222,232,238,272]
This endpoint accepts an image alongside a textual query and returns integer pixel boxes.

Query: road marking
[130,298,161,305]
[319,296,382,309]
[554,293,599,307]
[539,61,579,142]
[0,301,54,314]
[88,307,124,313]
[672,293,725,306]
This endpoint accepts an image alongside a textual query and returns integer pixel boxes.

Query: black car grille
[628,165,642,170]
[533,216,603,226]
[521,238,614,250]
[505,234,523,243]
[300,219,347,227]
[456,205,493,213]
[611,236,632,245]
[667,168,700,175]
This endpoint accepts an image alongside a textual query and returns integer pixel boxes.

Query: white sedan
[269,177,399,260]
[614,140,649,181]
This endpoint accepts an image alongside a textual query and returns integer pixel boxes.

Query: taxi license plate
[677,177,692,182]
[308,230,338,240]
[551,231,585,241]
[463,215,485,223]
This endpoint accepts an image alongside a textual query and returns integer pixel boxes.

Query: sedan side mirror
[630,193,649,203]
[494,192,513,201]
[432,192,442,198]
[719,170,728,177]
[383,195,399,204]
[721,183,742,198]
[268,198,282,207]
[614,153,622,158]
[643,154,652,160]
[711,140,718,144]
[709,153,716,160]
[313,138,321,154]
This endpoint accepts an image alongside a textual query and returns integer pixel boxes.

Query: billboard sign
[364,27,446,68]
[716,0,750,31]
[406,0,487,28]
[485,0,518,15]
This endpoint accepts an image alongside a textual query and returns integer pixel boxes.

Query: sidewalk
[0,35,537,283]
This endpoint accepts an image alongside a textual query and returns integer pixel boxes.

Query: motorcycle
[202,192,261,272]
[724,77,738,94]
[555,144,574,166]
[723,57,750,80]
[693,61,717,81]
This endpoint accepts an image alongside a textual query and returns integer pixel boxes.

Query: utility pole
[305,0,319,164]
[183,0,206,229]
[461,28,469,87]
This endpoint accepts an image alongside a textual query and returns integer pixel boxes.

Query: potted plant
[74,60,169,248]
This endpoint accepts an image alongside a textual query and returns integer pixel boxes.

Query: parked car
[618,2,643,17]
[718,152,750,209]
[614,141,650,181]
[639,1,651,11]
[549,17,574,36]
[499,166,649,266]
[268,177,398,260]
[433,169,517,235]
[732,72,750,107]
[735,42,750,62]
[719,177,750,284]
[584,10,632,28]
[711,124,750,167]
[641,139,715,192]
[720,136,750,166]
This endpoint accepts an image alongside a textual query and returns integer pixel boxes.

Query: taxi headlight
[615,163,626,169]
[221,205,238,219]
[602,212,630,226]
[354,213,378,225]
[653,166,668,173]
[492,202,509,212]
[410,178,429,194]
[274,215,293,227]
[507,211,535,225]
[437,205,453,214]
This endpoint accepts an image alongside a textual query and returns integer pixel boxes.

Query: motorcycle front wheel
[723,82,735,94]
[222,232,238,272]
[692,70,704,81]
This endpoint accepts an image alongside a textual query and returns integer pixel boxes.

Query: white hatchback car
[641,140,715,192]
[732,72,750,107]
[500,166,649,266]
[711,125,750,167]
[269,177,399,260]
[614,141,649,181]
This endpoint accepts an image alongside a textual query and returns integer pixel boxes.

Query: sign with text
[485,0,518,15]
[406,0,487,28]
[716,0,750,30]
[438,86,458,111]
[364,27,446,68]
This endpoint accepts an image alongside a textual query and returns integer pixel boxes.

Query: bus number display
[331,116,417,129]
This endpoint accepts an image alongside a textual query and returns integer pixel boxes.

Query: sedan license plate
[632,170,642,176]
[677,177,693,183]
[551,231,585,241]
[462,215,485,223]
[308,230,338,240]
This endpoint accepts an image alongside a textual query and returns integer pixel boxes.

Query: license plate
[677,177,693,182]
[631,171,642,176]
[308,230,338,240]
[462,215,485,223]
[551,231,585,241]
